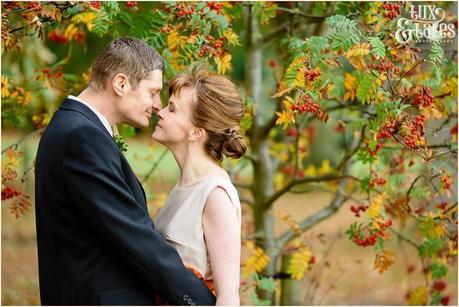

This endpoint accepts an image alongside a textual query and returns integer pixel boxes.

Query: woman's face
[152,86,195,147]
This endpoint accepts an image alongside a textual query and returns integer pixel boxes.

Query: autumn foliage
[1,1,457,305]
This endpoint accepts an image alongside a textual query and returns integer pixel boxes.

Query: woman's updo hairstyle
[169,63,247,163]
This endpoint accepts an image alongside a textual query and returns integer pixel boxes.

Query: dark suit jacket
[34,98,216,305]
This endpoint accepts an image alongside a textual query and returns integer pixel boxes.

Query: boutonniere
[112,125,128,152]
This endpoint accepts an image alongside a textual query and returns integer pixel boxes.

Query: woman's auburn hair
[169,63,247,163]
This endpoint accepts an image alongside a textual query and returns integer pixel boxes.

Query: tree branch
[275,7,330,20]
[2,128,44,154]
[276,161,354,247]
[141,149,168,184]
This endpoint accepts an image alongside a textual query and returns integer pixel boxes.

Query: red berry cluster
[432,280,447,292]
[48,30,69,44]
[309,255,316,265]
[290,94,320,114]
[365,139,383,157]
[382,2,402,19]
[377,120,398,140]
[286,127,298,138]
[73,30,85,44]
[268,59,277,68]
[35,66,64,81]
[281,165,294,177]
[27,2,42,11]
[404,114,425,148]
[2,1,20,10]
[304,69,321,82]
[198,36,224,57]
[176,3,195,17]
[450,123,458,136]
[369,60,399,77]
[353,219,392,247]
[206,2,223,12]
[370,175,387,188]
[441,175,452,191]
[1,186,21,201]
[412,86,434,107]
[350,205,368,217]
[406,264,415,274]
[90,1,101,10]
[125,2,137,9]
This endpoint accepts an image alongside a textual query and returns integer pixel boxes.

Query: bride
[152,64,246,306]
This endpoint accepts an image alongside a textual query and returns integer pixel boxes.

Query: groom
[35,37,216,305]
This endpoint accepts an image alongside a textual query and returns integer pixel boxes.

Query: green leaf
[418,239,444,258]
[249,289,271,306]
[369,36,385,58]
[427,42,444,65]
[388,174,404,187]
[431,291,442,305]
[429,261,448,278]
[357,73,377,104]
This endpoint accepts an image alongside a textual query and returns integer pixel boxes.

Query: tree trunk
[244,3,277,305]
[280,254,301,305]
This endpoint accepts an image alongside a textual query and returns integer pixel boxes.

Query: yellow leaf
[72,12,97,31]
[223,30,240,46]
[242,243,270,278]
[1,75,10,98]
[343,72,357,101]
[276,110,295,129]
[215,53,232,74]
[407,286,427,305]
[367,193,387,219]
[294,68,305,88]
[373,250,395,274]
[304,164,316,177]
[419,215,446,240]
[286,246,312,280]
[317,159,331,175]
[64,23,78,40]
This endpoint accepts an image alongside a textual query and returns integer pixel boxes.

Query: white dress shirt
[68,95,113,137]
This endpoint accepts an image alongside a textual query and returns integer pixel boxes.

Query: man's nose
[152,96,162,113]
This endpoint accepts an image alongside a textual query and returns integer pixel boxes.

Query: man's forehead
[146,69,163,88]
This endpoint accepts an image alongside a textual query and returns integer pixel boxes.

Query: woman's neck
[170,143,226,186]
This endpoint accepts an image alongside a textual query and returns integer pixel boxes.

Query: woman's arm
[203,187,241,306]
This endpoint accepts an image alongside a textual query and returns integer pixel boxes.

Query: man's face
[120,69,163,128]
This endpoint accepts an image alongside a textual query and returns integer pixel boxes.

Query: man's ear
[189,127,206,142]
[112,73,130,96]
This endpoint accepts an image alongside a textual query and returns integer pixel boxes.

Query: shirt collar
[68,95,113,137]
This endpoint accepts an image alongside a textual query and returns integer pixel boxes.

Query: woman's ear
[189,127,206,142]
[112,73,130,96]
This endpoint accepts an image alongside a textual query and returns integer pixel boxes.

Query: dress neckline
[175,175,231,189]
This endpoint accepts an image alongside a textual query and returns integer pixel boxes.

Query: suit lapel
[61,98,148,206]
[60,98,114,141]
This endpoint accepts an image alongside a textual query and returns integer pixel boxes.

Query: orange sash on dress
[186,265,216,295]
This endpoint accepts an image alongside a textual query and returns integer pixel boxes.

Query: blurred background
[2,1,458,305]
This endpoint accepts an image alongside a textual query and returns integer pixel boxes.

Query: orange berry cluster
[48,30,69,44]
[90,1,101,10]
[206,2,223,12]
[369,175,387,188]
[404,114,425,148]
[412,85,434,107]
[1,186,21,201]
[353,219,392,247]
[382,2,402,19]
[441,175,452,191]
[125,2,137,9]
[290,94,320,114]
[377,120,398,140]
[27,2,41,11]
[198,36,225,57]
[350,205,368,217]
[304,69,321,82]
[176,3,195,17]
[368,60,399,77]
[35,66,64,80]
